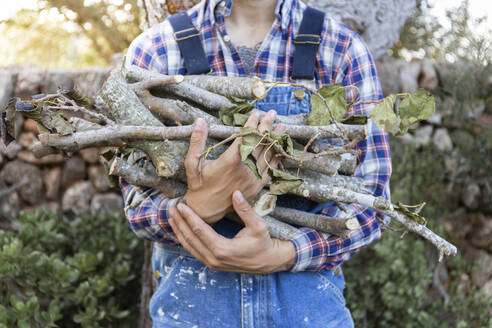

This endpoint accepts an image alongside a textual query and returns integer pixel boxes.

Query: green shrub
[0,211,143,328]
[344,140,492,327]
[345,231,492,328]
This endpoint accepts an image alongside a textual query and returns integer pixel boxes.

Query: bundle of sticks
[2,66,457,261]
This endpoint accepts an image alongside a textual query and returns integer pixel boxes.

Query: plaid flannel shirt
[121,0,392,272]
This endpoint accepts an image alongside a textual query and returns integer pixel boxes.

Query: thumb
[232,191,266,233]
[185,118,208,186]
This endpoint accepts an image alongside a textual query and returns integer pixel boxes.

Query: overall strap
[168,12,211,75]
[291,6,326,80]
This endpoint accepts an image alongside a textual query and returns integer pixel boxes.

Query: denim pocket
[314,269,346,306]
[149,246,242,328]
[152,247,185,288]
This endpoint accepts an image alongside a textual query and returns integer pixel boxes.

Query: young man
[122,0,391,326]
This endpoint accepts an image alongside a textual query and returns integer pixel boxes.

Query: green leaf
[269,169,303,195]
[112,310,130,319]
[219,102,254,126]
[340,115,368,125]
[239,127,261,161]
[37,122,50,134]
[232,113,249,126]
[395,202,427,225]
[397,88,435,135]
[270,131,294,155]
[243,155,262,179]
[62,87,92,107]
[17,320,30,328]
[368,95,399,134]
[10,295,25,312]
[308,84,347,126]
[0,305,7,324]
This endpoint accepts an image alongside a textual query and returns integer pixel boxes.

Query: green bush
[0,211,143,328]
[345,230,492,328]
[344,140,492,327]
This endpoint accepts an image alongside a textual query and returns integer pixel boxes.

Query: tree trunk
[141,0,417,60]
[138,241,154,328]
[142,0,201,28]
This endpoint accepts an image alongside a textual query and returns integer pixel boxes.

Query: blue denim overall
[150,86,355,328]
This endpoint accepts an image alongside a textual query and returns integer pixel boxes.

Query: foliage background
[0,0,491,327]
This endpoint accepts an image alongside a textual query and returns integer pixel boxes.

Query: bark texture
[142,0,200,28]
[226,213,300,240]
[100,71,189,177]
[272,207,360,238]
[138,241,154,328]
[291,182,392,211]
[305,0,417,60]
[124,67,235,110]
[184,75,266,99]
[109,157,187,198]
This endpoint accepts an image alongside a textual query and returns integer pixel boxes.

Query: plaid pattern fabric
[122,0,392,272]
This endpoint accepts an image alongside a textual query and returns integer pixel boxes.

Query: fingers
[232,191,267,233]
[185,118,208,187]
[169,206,211,263]
[257,110,277,134]
[177,203,224,249]
[243,111,261,129]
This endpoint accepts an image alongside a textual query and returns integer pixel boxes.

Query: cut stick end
[253,193,277,217]
[252,81,267,99]
[155,161,173,178]
[345,218,360,230]
[174,75,184,83]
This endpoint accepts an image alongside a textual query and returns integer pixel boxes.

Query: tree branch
[271,207,360,238]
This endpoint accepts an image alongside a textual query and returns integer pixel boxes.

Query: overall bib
[149,6,355,328]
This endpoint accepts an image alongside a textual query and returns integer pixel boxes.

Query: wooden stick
[29,141,59,158]
[37,123,365,149]
[183,75,266,99]
[382,209,457,259]
[294,170,369,195]
[271,207,360,238]
[124,66,235,110]
[339,153,357,175]
[100,71,189,177]
[226,213,300,240]
[283,150,341,177]
[290,182,393,211]
[109,157,186,198]
[138,90,221,125]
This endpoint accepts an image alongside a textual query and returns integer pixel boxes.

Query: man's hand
[169,190,296,274]
[183,111,285,224]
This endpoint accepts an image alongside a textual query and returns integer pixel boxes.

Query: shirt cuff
[289,228,337,272]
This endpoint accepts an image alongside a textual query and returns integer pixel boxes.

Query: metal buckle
[289,75,316,82]
[293,33,321,45]
[173,27,200,42]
